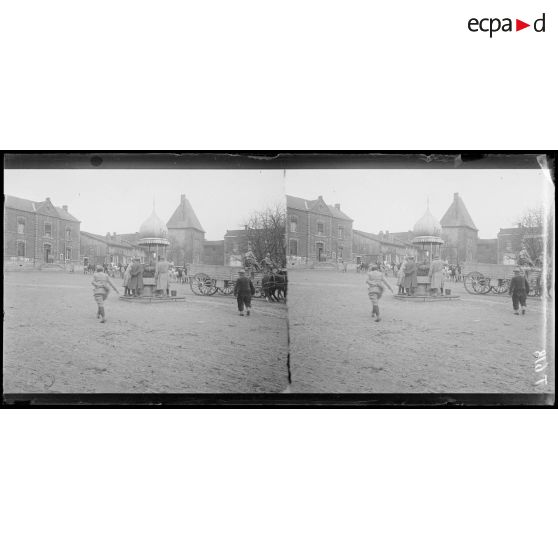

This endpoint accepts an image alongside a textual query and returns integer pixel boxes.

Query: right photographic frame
[284,153,555,405]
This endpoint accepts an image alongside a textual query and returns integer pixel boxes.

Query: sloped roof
[440,193,477,230]
[287,194,353,221]
[167,195,205,233]
[5,195,36,213]
[81,230,140,249]
[5,195,80,222]
[353,229,380,241]
[224,229,248,237]
[286,195,309,211]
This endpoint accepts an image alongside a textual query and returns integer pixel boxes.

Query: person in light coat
[155,255,170,297]
[428,256,444,296]
[122,261,133,296]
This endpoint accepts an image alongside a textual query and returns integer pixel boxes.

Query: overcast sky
[286,169,552,238]
[4,168,552,241]
[4,169,285,240]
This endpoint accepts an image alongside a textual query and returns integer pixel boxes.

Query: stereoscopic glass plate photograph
[2,152,555,406]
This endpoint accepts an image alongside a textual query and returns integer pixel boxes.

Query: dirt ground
[288,269,555,393]
[3,271,288,393]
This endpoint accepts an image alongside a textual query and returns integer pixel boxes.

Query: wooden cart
[462,263,542,296]
[187,264,263,297]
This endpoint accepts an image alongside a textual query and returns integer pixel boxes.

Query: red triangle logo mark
[516,19,530,31]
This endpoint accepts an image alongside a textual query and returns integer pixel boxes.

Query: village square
[285,169,554,393]
[3,170,288,394]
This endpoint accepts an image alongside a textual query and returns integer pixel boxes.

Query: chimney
[62,205,68,212]
[318,195,323,201]
[454,192,459,200]
[46,197,51,203]
[181,194,186,203]
[335,203,340,210]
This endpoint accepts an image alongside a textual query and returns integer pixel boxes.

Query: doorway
[44,244,52,263]
[316,242,324,262]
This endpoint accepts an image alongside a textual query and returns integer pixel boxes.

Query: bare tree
[517,206,547,264]
[242,204,286,268]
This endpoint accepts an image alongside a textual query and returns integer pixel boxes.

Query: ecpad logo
[468,13,546,37]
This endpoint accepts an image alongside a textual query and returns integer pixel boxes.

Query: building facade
[166,194,205,266]
[497,226,543,265]
[203,240,225,265]
[440,192,479,264]
[476,238,498,264]
[287,195,353,263]
[4,195,81,267]
[80,231,146,267]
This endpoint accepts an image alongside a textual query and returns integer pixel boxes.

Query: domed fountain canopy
[413,206,442,237]
[139,208,169,245]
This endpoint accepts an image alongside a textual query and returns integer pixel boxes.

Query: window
[289,239,298,256]
[338,226,344,240]
[17,241,25,257]
[317,222,324,235]
[17,217,25,234]
[44,222,52,237]
[290,215,298,233]
[66,227,72,241]
[66,248,72,260]
[338,246,343,258]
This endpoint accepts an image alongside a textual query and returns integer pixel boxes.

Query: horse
[262,270,287,302]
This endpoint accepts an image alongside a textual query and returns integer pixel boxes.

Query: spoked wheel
[190,273,218,296]
[490,278,510,295]
[464,272,490,295]
[218,281,235,296]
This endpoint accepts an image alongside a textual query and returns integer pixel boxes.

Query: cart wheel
[464,272,488,295]
[490,278,510,295]
[190,273,217,296]
[220,281,235,296]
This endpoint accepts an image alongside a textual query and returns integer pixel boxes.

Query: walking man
[509,268,530,315]
[234,269,255,316]
[91,265,119,323]
[366,264,394,322]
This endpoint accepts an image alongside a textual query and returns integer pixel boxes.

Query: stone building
[476,238,498,264]
[352,230,381,266]
[497,225,543,265]
[440,192,479,264]
[203,240,225,265]
[166,194,205,266]
[80,231,146,267]
[287,195,353,262]
[4,195,80,268]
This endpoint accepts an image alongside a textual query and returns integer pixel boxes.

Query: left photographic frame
[3,152,290,405]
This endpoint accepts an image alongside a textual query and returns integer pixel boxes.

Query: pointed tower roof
[167,194,205,233]
[440,192,478,231]
[413,204,442,237]
[139,208,168,238]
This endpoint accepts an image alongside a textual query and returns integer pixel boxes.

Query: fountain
[395,203,459,301]
[120,206,185,303]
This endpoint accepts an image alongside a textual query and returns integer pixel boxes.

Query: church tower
[440,192,478,264]
[166,194,205,265]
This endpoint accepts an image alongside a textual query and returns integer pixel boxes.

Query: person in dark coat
[128,258,144,297]
[509,268,530,315]
[234,269,255,316]
[402,256,418,296]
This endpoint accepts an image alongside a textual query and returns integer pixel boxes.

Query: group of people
[121,256,171,298]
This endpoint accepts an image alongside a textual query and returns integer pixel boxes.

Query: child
[509,267,530,315]
[91,265,120,323]
[233,269,255,316]
[366,264,394,322]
